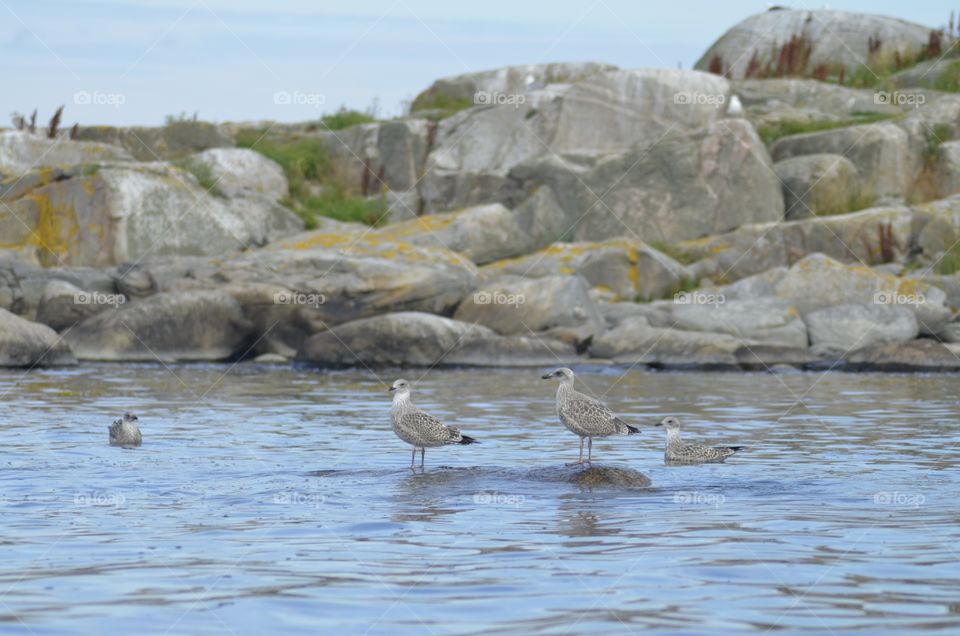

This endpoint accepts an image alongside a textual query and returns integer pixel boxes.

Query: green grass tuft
[174,159,224,197]
[235,128,385,228]
[320,108,377,131]
[757,113,895,146]
[409,90,474,119]
[936,243,960,275]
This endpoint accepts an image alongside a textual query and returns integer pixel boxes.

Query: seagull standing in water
[541,368,639,465]
[656,416,744,463]
[389,379,477,469]
[108,412,142,447]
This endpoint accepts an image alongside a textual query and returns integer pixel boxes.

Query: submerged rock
[528,465,652,488]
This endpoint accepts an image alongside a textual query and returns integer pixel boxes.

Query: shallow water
[2,364,959,635]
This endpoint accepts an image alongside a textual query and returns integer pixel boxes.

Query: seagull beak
[388,387,396,392]
[540,373,552,380]
[654,421,662,427]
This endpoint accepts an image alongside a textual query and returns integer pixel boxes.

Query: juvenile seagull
[541,368,639,465]
[389,379,477,469]
[656,416,743,463]
[109,412,142,447]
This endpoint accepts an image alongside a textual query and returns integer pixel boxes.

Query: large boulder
[912,195,960,258]
[296,311,576,367]
[34,280,120,331]
[187,148,288,201]
[453,275,604,346]
[375,187,567,265]
[0,131,132,175]
[844,339,960,371]
[421,68,733,213]
[683,205,914,283]
[0,257,118,319]
[695,9,936,80]
[411,62,617,113]
[666,297,808,348]
[0,308,76,367]
[136,231,480,357]
[75,121,233,161]
[516,118,784,243]
[805,303,918,352]
[773,254,952,334]
[484,239,691,301]
[771,123,912,200]
[0,163,303,267]
[589,317,742,367]
[319,119,432,194]
[64,290,253,361]
[774,154,861,219]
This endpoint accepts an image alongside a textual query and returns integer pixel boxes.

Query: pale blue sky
[1,0,951,126]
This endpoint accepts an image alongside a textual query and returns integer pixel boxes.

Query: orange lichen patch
[281,232,355,250]
[23,190,79,267]
[377,212,457,239]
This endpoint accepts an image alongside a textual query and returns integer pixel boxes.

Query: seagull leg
[420,447,425,469]
[410,447,416,470]
[566,438,585,466]
[587,437,593,464]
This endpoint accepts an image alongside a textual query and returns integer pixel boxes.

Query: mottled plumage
[108,412,142,447]
[389,379,477,469]
[542,368,639,465]
[656,416,743,464]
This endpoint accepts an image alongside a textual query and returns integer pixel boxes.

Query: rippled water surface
[2,364,959,635]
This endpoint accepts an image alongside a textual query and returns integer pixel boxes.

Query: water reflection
[1,364,959,634]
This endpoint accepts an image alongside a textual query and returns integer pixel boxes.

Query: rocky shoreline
[3,8,960,372]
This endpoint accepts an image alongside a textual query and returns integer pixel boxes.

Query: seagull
[389,379,477,469]
[727,94,744,116]
[656,416,744,463]
[109,412,142,447]
[541,368,639,465]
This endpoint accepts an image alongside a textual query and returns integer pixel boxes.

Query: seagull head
[124,412,138,422]
[541,368,574,382]
[655,416,681,431]
[389,379,410,394]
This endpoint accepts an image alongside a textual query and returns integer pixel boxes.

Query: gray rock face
[844,339,960,371]
[320,119,432,194]
[454,275,604,345]
[684,205,913,283]
[771,123,911,200]
[421,68,733,213]
[913,195,960,258]
[375,188,567,265]
[411,62,617,112]
[589,317,743,367]
[695,9,935,80]
[773,254,951,334]
[483,238,691,302]
[733,79,902,121]
[64,290,253,361]
[518,118,783,243]
[667,298,808,348]
[805,303,919,352]
[188,148,288,201]
[0,163,303,267]
[35,280,118,331]
[296,311,577,367]
[0,131,133,175]
[0,308,76,367]
[75,121,234,161]
[937,141,960,197]
[774,154,861,219]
